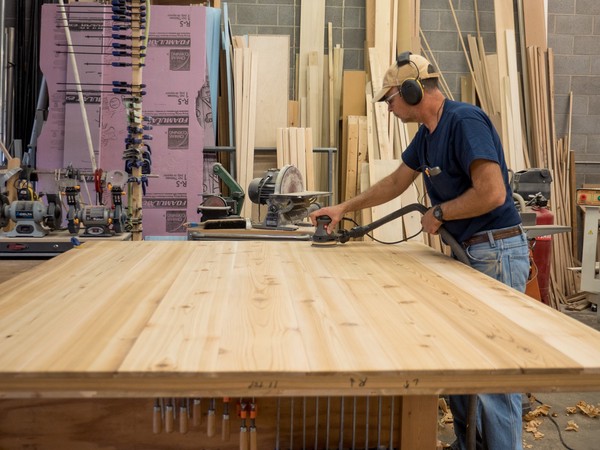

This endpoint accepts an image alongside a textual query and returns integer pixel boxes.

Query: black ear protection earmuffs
[396,51,424,106]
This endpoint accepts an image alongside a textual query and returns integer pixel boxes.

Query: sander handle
[312,215,336,244]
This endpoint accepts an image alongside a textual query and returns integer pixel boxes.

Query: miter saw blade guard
[248,165,327,229]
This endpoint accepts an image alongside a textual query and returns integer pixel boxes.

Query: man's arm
[421,159,506,234]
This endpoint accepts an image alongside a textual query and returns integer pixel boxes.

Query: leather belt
[462,225,523,247]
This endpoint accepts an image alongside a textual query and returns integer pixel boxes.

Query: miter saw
[248,165,328,229]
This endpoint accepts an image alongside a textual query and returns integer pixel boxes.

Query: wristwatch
[432,204,445,223]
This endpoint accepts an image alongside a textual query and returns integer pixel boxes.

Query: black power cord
[340,216,423,245]
[330,203,471,266]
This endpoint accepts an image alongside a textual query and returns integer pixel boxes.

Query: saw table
[1,240,599,449]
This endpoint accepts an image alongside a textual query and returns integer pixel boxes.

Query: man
[309,52,529,450]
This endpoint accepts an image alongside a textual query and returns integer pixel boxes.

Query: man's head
[373,52,439,106]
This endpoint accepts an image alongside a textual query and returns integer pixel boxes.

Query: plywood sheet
[397,0,420,54]
[522,0,547,50]
[248,35,289,147]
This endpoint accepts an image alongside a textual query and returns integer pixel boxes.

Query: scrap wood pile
[522,396,600,445]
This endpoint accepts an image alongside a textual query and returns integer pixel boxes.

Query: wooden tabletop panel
[1,240,599,398]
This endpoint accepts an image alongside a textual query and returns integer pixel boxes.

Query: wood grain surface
[1,240,600,398]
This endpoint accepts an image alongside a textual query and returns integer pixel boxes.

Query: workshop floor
[438,308,600,450]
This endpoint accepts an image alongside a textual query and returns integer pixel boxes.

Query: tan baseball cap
[372,53,439,102]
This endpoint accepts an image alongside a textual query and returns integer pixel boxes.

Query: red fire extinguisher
[526,195,554,305]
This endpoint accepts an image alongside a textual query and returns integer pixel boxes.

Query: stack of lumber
[548,119,578,307]
[276,127,315,192]
[327,24,344,150]
[221,2,427,236]
[296,7,344,197]
[247,34,292,221]
[518,1,577,306]
[226,32,296,221]
[339,70,366,207]
[448,0,526,171]
[355,0,425,244]
[218,1,344,219]
[564,293,591,312]
[450,0,551,187]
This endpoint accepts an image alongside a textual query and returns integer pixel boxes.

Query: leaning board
[248,35,289,148]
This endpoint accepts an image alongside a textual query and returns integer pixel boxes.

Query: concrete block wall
[225,0,366,97]
[548,0,600,186]
[226,0,600,187]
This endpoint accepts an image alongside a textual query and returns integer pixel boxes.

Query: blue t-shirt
[402,100,521,243]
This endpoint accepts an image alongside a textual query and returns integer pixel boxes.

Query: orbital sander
[311,215,337,246]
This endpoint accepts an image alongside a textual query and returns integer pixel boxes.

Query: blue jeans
[450,228,529,450]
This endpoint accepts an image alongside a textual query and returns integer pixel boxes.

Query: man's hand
[309,205,346,234]
[421,207,443,235]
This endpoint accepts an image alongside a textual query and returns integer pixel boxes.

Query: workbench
[0,229,132,258]
[1,240,599,449]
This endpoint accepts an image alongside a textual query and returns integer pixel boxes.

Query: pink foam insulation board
[37,5,210,237]
[37,5,69,189]
[63,16,103,171]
